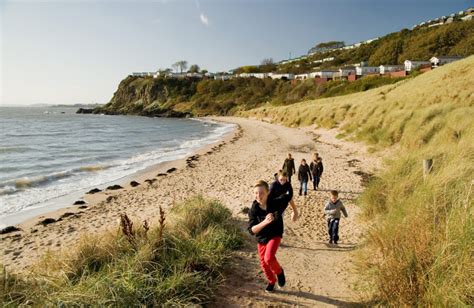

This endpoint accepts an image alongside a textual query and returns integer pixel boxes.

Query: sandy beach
[0,116,380,306]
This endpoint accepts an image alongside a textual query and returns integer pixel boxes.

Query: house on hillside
[355,66,380,76]
[333,67,356,80]
[131,72,154,77]
[269,73,294,80]
[295,73,309,80]
[379,65,405,75]
[404,60,431,72]
[461,15,473,21]
[430,56,463,67]
[214,74,233,81]
[309,70,338,79]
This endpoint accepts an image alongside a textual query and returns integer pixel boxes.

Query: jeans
[299,180,308,195]
[327,218,340,243]
[313,174,320,189]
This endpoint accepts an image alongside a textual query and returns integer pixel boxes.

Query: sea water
[0,107,235,227]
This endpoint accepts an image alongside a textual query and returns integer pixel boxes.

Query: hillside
[275,19,474,74]
[96,72,415,116]
[243,57,474,305]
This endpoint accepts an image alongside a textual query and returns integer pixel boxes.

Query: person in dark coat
[269,171,299,222]
[282,153,296,183]
[248,180,291,292]
[297,158,312,196]
[310,154,324,190]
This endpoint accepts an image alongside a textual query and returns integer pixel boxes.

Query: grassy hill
[275,19,474,74]
[243,56,474,305]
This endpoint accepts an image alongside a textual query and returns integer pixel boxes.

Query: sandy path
[0,117,379,306]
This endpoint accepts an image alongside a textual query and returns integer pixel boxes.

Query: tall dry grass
[242,56,474,305]
[0,196,243,306]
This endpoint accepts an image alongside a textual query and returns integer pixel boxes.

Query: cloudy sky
[0,0,470,105]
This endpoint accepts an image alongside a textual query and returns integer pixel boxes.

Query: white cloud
[200,13,209,26]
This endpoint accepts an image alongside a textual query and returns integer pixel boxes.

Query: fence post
[423,159,433,179]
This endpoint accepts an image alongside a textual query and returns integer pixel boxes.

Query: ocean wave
[0,146,34,154]
[0,164,110,193]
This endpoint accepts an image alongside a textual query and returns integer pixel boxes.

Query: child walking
[248,180,291,292]
[297,159,312,196]
[324,190,348,244]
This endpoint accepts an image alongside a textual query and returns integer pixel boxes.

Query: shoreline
[0,118,239,230]
[1,116,378,307]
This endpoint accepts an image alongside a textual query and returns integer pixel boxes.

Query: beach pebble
[166,167,177,173]
[73,200,86,205]
[157,173,167,177]
[107,184,123,190]
[130,181,140,187]
[0,226,22,235]
[78,205,88,209]
[87,188,102,194]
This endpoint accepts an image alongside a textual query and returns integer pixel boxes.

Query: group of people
[281,152,324,195]
[248,152,348,292]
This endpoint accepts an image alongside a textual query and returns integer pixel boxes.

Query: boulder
[76,108,94,114]
[87,188,102,194]
[37,218,56,226]
[73,200,86,205]
[0,226,21,235]
[107,184,123,190]
[130,181,140,187]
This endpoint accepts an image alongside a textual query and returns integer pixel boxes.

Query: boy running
[248,180,291,292]
[324,190,348,245]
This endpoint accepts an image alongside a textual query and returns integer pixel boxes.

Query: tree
[189,64,200,73]
[261,58,274,66]
[172,60,188,73]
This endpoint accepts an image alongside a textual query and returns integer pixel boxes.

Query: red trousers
[257,237,282,284]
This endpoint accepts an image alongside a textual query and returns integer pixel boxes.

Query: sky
[0,0,471,105]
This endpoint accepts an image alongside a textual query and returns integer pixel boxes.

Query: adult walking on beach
[310,153,324,190]
[248,180,291,292]
[282,153,296,183]
[297,159,312,196]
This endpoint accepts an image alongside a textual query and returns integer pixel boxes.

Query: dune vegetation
[0,196,243,306]
[243,56,474,305]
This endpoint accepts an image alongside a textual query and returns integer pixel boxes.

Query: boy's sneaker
[265,283,275,292]
[277,269,286,287]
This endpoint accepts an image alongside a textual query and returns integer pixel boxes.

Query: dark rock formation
[166,167,177,173]
[73,200,86,205]
[76,108,94,114]
[130,181,140,187]
[107,184,123,190]
[87,188,102,194]
[37,218,56,226]
[0,226,21,235]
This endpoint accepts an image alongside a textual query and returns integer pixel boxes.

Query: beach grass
[0,196,243,306]
[242,56,474,305]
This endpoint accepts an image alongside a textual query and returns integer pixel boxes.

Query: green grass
[0,196,243,306]
[242,56,474,305]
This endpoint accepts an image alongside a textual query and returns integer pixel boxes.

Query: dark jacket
[298,164,312,182]
[282,158,296,176]
[269,180,293,201]
[248,193,292,243]
[310,160,324,177]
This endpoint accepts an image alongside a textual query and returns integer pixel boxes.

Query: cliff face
[95,76,198,117]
